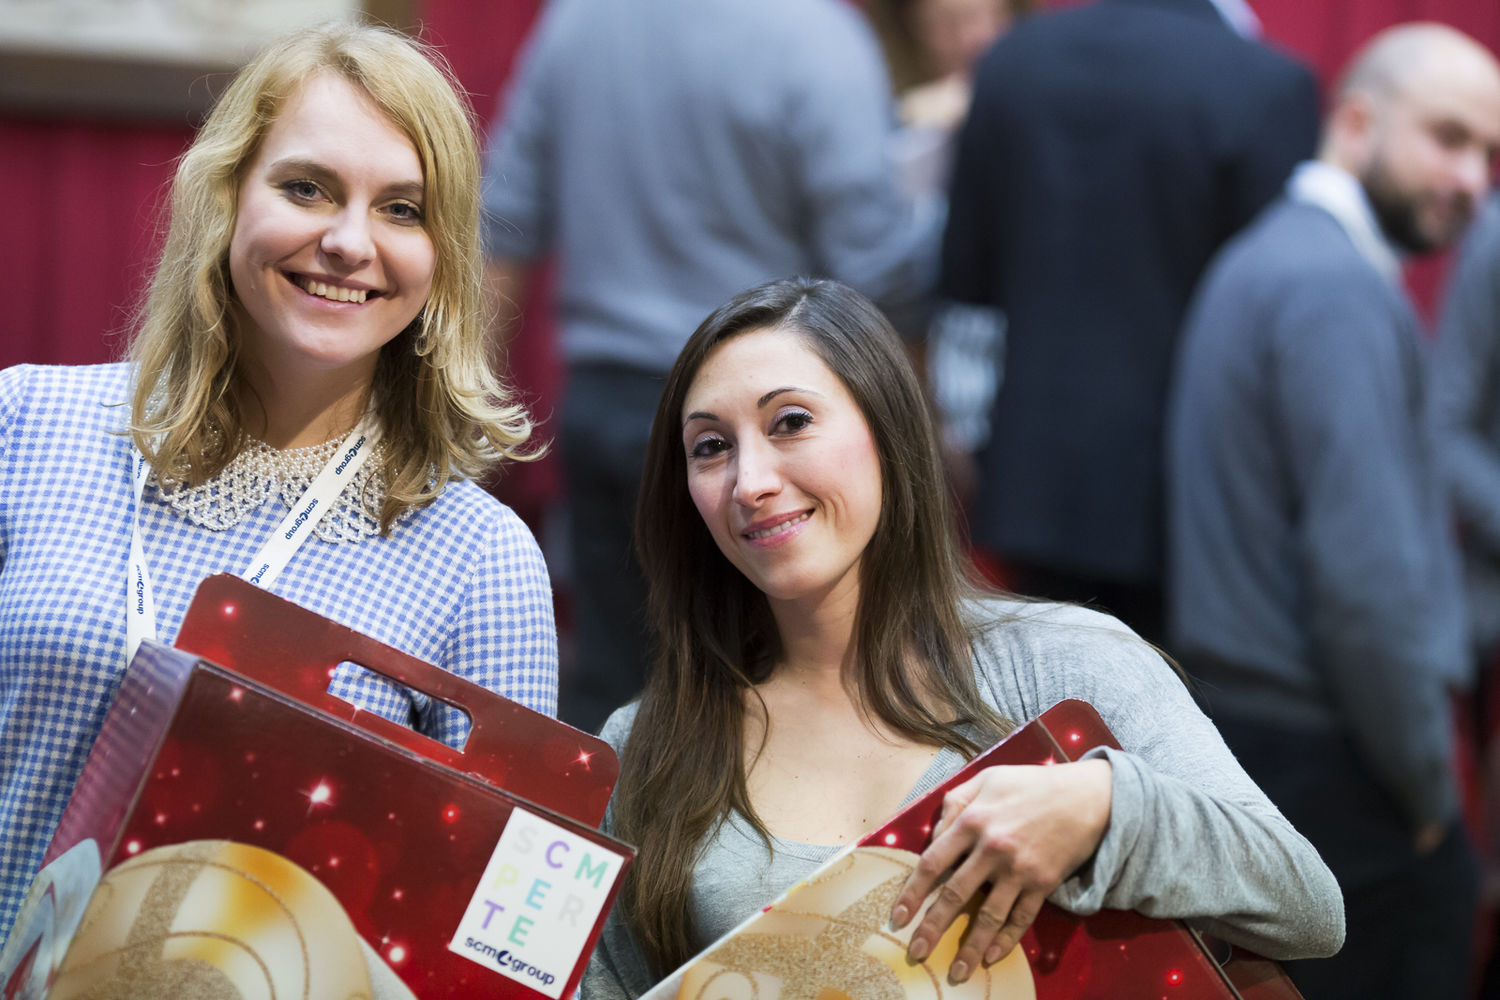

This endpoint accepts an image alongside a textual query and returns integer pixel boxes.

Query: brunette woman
[583,277,1342,996]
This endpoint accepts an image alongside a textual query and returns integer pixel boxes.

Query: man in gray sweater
[1167,23,1500,1000]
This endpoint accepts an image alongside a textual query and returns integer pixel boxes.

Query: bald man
[1167,23,1500,999]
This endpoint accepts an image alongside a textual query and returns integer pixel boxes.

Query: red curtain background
[2,0,1498,521]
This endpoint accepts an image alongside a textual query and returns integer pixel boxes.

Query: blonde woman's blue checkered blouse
[0,363,559,938]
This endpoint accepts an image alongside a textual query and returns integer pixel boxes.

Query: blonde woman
[0,21,557,939]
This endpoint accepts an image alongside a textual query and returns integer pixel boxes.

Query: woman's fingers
[941,866,1020,981]
[890,816,969,934]
[913,853,1004,961]
[905,815,1033,970]
[890,773,984,929]
[979,887,1047,968]
[945,882,1050,983]
[888,760,1114,978]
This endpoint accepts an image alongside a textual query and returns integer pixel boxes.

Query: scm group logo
[449,807,627,999]
[461,939,556,989]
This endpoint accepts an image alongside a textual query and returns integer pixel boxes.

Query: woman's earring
[409,310,431,355]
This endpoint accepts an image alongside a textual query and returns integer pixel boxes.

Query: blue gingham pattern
[0,363,558,940]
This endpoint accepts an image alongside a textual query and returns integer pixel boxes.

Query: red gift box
[644,700,1303,1000]
[1,574,632,1000]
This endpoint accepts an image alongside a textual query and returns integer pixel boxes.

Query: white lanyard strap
[125,451,157,666]
[125,419,382,665]
[240,420,380,589]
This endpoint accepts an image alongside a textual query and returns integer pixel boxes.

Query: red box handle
[173,574,616,826]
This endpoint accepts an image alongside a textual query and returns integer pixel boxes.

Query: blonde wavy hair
[129,19,537,531]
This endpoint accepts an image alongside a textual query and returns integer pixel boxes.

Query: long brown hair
[128,20,538,531]
[614,277,1013,975]
[866,0,1040,94]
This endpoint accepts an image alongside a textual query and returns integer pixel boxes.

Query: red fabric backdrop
[2,0,1497,517]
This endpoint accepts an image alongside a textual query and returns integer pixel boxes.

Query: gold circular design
[50,840,376,1000]
[677,846,1037,1000]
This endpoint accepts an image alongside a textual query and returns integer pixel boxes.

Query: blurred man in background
[940,0,1318,646]
[1169,24,1500,998]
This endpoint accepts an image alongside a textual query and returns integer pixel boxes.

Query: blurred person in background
[481,0,938,734]
[1433,192,1500,997]
[940,0,1318,642]
[869,0,1038,137]
[870,0,1036,512]
[1169,23,1500,998]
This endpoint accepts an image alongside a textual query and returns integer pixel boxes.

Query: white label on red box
[448,807,627,998]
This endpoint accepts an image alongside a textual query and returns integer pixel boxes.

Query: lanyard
[124,419,382,666]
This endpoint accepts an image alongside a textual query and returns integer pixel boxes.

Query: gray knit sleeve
[967,600,1345,960]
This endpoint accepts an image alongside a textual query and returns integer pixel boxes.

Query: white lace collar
[152,435,388,542]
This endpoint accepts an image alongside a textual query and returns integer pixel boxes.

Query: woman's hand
[890,758,1113,983]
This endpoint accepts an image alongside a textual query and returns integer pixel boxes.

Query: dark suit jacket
[942,0,1319,584]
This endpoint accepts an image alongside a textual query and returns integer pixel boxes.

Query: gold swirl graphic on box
[677,847,1037,1000]
[47,839,414,1000]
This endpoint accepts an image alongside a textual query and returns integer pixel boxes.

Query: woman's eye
[387,201,425,224]
[689,435,728,459]
[282,179,321,201]
[774,410,813,433]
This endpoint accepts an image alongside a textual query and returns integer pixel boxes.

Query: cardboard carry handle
[173,574,616,826]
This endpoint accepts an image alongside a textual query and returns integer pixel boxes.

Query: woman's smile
[289,274,375,303]
[742,509,813,544]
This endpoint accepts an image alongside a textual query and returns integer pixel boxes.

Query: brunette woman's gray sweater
[582,599,1344,999]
